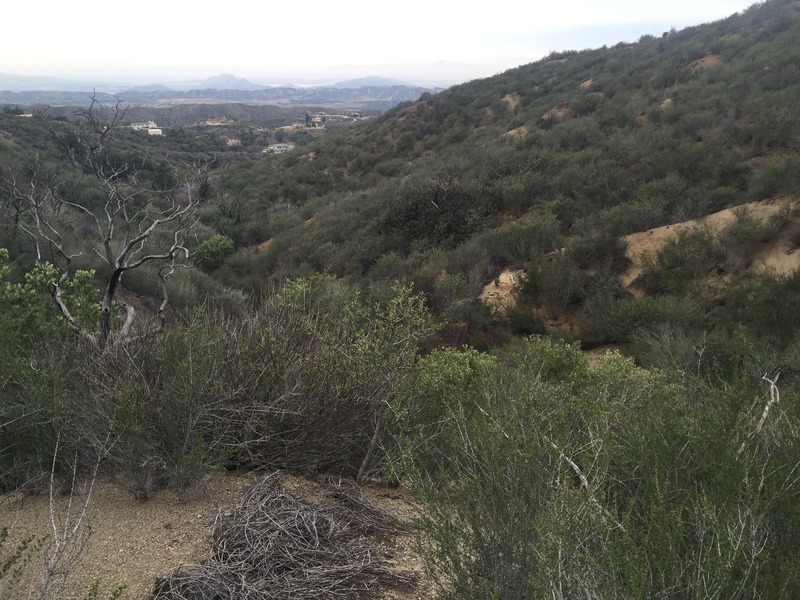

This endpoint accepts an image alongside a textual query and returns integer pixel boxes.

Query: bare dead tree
[1,432,116,600]
[3,97,213,349]
[35,435,99,600]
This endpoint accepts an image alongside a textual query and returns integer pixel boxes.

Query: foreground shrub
[585,287,708,344]
[2,276,436,495]
[405,338,800,599]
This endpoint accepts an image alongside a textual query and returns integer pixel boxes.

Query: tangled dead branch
[323,477,408,538]
[152,474,417,599]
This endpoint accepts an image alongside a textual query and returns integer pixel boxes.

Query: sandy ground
[479,269,523,315]
[1,473,429,600]
[2,474,255,599]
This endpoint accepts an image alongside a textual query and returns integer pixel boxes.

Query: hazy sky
[3,0,757,85]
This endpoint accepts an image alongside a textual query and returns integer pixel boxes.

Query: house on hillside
[265,143,296,154]
[131,121,158,131]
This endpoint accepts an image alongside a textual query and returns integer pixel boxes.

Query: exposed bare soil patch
[689,53,722,72]
[543,104,570,120]
[482,198,799,339]
[501,92,521,110]
[621,197,799,290]
[2,474,429,600]
[480,269,522,316]
[502,125,529,139]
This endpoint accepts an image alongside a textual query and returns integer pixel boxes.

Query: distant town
[129,110,370,152]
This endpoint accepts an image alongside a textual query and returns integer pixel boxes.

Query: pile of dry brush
[152,474,418,599]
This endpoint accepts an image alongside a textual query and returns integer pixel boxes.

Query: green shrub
[640,226,719,294]
[505,306,547,337]
[193,234,235,271]
[722,270,800,344]
[406,338,800,598]
[0,527,44,600]
[748,155,800,199]
[523,253,588,312]
[586,288,708,344]
[567,231,629,271]
[717,206,784,272]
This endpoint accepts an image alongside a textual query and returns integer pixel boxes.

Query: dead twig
[153,474,417,599]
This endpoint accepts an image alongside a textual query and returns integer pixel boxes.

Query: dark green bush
[586,288,708,344]
[639,226,720,294]
[522,253,588,312]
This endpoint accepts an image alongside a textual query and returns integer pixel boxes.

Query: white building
[131,121,158,131]
[266,143,296,154]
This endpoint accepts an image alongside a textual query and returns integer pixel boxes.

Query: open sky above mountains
[5,0,756,86]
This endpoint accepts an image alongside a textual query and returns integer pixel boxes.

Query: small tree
[3,98,212,349]
[193,234,234,271]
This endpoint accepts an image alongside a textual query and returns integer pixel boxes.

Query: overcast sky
[3,0,757,85]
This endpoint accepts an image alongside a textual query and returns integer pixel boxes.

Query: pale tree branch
[738,373,781,456]
[51,269,98,346]
[545,435,625,532]
[756,373,780,435]
[36,433,106,600]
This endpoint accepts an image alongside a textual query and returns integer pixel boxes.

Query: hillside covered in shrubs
[2,0,800,598]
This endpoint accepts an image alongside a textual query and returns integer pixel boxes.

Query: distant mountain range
[0,73,441,111]
[1,72,427,93]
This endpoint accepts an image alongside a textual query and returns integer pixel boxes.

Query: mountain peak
[199,73,263,91]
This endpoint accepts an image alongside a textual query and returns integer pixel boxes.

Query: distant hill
[0,73,117,92]
[0,84,436,112]
[0,73,141,93]
[0,70,442,112]
[213,0,800,348]
[199,73,264,91]
[0,90,118,105]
